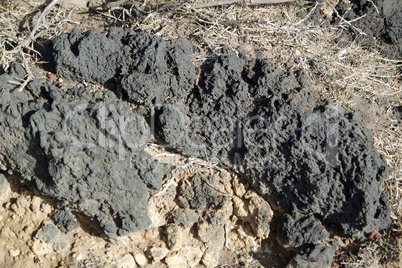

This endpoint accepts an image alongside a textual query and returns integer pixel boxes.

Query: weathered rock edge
[0,27,392,247]
[0,62,162,239]
[50,28,392,239]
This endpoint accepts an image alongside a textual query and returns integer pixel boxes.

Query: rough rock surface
[335,0,402,59]
[53,209,80,233]
[287,244,335,268]
[277,215,330,249]
[36,223,69,251]
[1,27,392,252]
[50,28,392,241]
[0,62,162,239]
[179,174,230,210]
[170,209,199,227]
[156,52,391,238]
[30,93,161,237]
[52,27,196,103]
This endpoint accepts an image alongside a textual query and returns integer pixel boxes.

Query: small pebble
[40,203,52,214]
[47,72,57,80]
[9,249,20,257]
[133,251,147,267]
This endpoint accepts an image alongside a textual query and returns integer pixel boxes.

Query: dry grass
[0,0,78,70]
[1,0,401,266]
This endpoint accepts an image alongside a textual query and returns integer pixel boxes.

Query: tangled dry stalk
[1,0,401,266]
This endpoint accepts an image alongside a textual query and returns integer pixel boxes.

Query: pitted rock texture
[335,0,402,59]
[277,215,330,249]
[52,27,197,104]
[287,244,336,268]
[0,63,162,239]
[179,174,230,210]
[1,27,392,249]
[156,53,391,237]
[50,28,391,242]
[53,209,80,233]
[241,98,391,236]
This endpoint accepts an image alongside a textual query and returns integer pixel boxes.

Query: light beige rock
[164,252,187,268]
[30,196,42,212]
[11,202,25,216]
[232,198,249,220]
[1,226,16,238]
[119,254,137,268]
[231,225,258,252]
[247,196,261,214]
[197,220,225,250]
[228,230,246,252]
[165,246,203,268]
[244,189,257,199]
[180,246,203,267]
[201,248,219,268]
[147,197,167,228]
[9,249,20,258]
[222,199,234,218]
[244,190,274,239]
[133,251,148,267]
[0,174,10,203]
[30,239,53,256]
[250,207,273,239]
[40,203,52,214]
[232,177,247,197]
[149,242,169,262]
[17,198,30,209]
[10,198,30,215]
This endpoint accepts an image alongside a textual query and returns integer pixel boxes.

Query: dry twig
[9,0,60,53]
[191,0,294,9]
[3,0,61,91]
[16,51,33,92]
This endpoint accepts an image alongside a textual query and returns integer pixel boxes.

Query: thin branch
[4,0,60,90]
[30,0,60,39]
[327,0,367,36]
[154,176,177,197]
[6,0,60,53]
[16,51,34,92]
[191,0,294,9]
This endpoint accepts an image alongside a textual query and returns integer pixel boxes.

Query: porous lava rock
[156,53,391,238]
[49,28,391,242]
[179,174,230,210]
[53,209,80,233]
[287,244,335,268]
[1,27,392,250]
[277,215,330,249]
[0,62,162,239]
[52,27,197,103]
[334,0,402,59]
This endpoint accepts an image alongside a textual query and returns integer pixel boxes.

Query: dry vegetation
[0,0,401,267]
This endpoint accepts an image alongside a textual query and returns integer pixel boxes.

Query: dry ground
[0,0,401,267]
